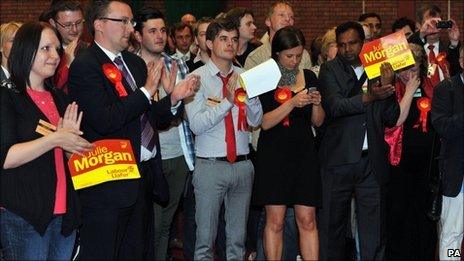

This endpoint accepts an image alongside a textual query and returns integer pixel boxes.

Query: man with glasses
[68,1,199,259]
[47,0,88,91]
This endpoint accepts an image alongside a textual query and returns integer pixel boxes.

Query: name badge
[206,97,222,106]
[413,88,422,98]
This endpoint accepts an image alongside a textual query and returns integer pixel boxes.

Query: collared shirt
[244,40,312,70]
[353,65,369,150]
[1,65,10,79]
[186,59,263,157]
[157,53,195,170]
[172,49,191,62]
[95,41,156,162]
[424,42,445,81]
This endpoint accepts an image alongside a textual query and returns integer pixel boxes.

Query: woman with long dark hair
[0,22,92,260]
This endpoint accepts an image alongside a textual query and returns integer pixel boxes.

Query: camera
[436,20,453,29]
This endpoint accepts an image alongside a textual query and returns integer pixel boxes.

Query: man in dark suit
[68,1,198,259]
[317,21,399,260]
[431,45,463,260]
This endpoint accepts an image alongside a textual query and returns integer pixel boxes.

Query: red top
[27,88,67,214]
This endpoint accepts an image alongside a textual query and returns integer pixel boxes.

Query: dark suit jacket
[68,43,180,208]
[0,66,8,81]
[318,56,400,185]
[0,82,80,236]
[431,74,464,197]
[409,32,462,76]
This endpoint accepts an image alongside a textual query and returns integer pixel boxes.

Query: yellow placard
[68,139,140,190]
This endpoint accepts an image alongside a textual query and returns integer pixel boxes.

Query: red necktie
[218,73,236,163]
[427,45,441,87]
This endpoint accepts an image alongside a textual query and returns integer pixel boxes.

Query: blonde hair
[0,21,22,49]
[320,27,336,62]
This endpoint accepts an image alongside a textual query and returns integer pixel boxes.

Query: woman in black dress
[253,26,324,260]
[384,43,439,260]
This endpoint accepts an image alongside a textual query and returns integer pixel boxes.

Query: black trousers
[78,161,155,260]
[318,155,386,261]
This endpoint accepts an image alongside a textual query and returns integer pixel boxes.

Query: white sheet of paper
[239,59,281,98]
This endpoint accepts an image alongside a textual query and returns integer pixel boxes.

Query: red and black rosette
[274,87,292,127]
[234,88,248,131]
[102,63,127,97]
[414,97,431,132]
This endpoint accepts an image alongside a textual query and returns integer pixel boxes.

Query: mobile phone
[436,20,453,29]
[307,87,317,93]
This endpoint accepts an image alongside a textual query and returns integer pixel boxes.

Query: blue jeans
[0,208,76,260]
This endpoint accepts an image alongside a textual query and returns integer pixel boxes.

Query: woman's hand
[308,90,322,106]
[52,129,93,156]
[291,89,311,108]
[59,102,83,135]
[405,72,420,94]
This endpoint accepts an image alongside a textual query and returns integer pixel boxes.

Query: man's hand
[170,74,200,105]
[144,59,164,97]
[64,39,79,67]
[448,19,460,46]
[367,84,395,101]
[419,17,441,39]
[224,73,239,103]
[161,60,178,94]
[380,62,395,86]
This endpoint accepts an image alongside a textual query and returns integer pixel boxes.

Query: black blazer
[431,74,464,197]
[68,43,179,208]
[0,82,80,236]
[318,56,400,185]
[409,32,462,76]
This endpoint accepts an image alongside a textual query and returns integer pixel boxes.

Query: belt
[361,150,368,157]
[197,155,249,162]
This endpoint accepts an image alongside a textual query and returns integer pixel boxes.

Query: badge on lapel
[102,63,128,97]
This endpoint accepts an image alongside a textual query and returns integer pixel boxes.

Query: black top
[253,69,322,207]
[0,82,80,236]
[234,42,260,68]
[396,87,437,173]
[186,54,205,73]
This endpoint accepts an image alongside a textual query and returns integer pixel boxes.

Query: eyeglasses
[54,19,85,30]
[99,17,137,27]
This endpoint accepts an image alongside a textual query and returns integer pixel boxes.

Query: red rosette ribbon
[413,97,431,132]
[234,88,248,131]
[102,63,127,97]
[274,87,292,127]
[436,52,450,78]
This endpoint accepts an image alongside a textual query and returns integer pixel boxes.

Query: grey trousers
[193,158,254,261]
[154,156,189,261]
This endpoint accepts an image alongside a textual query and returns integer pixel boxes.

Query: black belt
[197,155,249,162]
[361,150,368,157]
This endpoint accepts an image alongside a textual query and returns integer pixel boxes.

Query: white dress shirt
[186,59,263,157]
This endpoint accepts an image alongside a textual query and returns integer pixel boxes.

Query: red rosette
[274,87,292,126]
[413,97,431,132]
[436,52,450,78]
[234,88,248,131]
[102,63,128,97]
